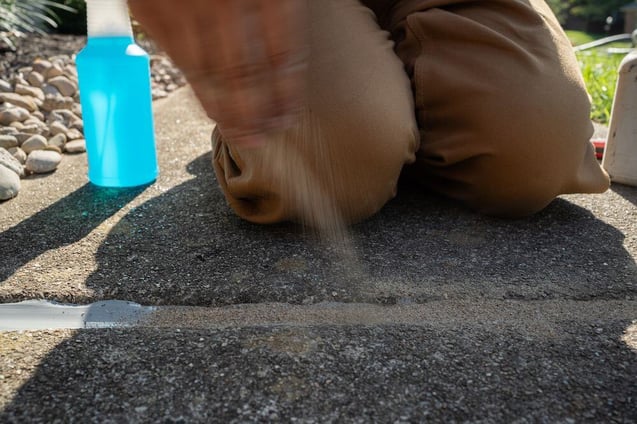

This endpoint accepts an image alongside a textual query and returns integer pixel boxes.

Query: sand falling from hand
[258,109,370,296]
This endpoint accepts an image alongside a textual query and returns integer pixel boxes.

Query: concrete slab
[0,311,635,422]
[1,86,636,421]
[1,88,636,306]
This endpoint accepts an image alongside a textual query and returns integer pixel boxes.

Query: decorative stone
[48,133,67,150]
[15,133,33,145]
[66,128,83,140]
[47,76,77,97]
[0,93,38,112]
[8,147,27,164]
[0,79,11,93]
[48,109,78,126]
[26,71,45,88]
[72,103,82,117]
[0,106,30,125]
[0,164,20,200]
[64,139,86,153]
[0,127,18,135]
[152,89,168,100]
[45,65,64,80]
[11,76,28,87]
[25,150,62,174]
[41,95,74,112]
[64,64,78,78]
[0,147,25,177]
[21,135,48,154]
[15,84,44,101]
[32,59,52,75]
[20,125,42,135]
[8,121,24,130]
[0,135,18,149]
[18,66,33,75]
[70,119,83,131]
[44,145,62,154]
[23,117,43,127]
[32,111,44,121]
[49,121,68,136]
[42,84,60,97]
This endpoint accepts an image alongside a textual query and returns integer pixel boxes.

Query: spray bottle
[75,0,158,187]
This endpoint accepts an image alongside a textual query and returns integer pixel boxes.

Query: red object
[591,139,606,160]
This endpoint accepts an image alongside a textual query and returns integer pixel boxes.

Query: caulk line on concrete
[1,299,636,336]
[0,300,157,331]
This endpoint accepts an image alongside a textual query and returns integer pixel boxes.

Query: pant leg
[212,0,419,226]
[389,0,610,217]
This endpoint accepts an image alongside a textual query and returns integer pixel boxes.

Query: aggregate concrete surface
[1,87,636,422]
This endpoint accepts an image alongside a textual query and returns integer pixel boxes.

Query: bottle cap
[86,0,133,37]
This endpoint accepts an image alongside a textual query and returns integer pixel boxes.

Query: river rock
[72,103,82,117]
[11,75,28,87]
[47,76,77,97]
[48,133,67,150]
[0,106,30,125]
[23,117,43,127]
[41,95,74,112]
[25,150,62,174]
[15,133,33,145]
[8,147,27,164]
[32,59,52,75]
[49,121,68,136]
[0,164,20,200]
[44,145,62,154]
[64,139,86,153]
[20,124,42,135]
[26,71,45,88]
[0,147,25,177]
[48,109,78,126]
[0,93,38,112]
[45,65,64,80]
[0,135,18,149]
[0,79,11,93]
[70,119,83,131]
[32,111,44,121]
[21,135,48,154]
[152,89,168,100]
[42,84,61,97]
[0,127,18,135]
[15,84,45,101]
[66,128,83,140]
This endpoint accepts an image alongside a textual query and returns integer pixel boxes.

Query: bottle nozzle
[86,0,133,38]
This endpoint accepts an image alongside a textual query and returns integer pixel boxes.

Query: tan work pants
[212,0,609,226]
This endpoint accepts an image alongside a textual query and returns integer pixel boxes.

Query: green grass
[565,30,600,46]
[566,31,631,124]
[576,50,624,124]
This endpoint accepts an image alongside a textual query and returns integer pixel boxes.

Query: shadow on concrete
[0,184,147,284]
[1,322,636,421]
[612,183,637,207]
[79,152,637,306]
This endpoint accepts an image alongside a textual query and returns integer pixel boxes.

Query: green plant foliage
[0,0,75,48]
[576,49,626,123]
[565,30,599,45]
[49,0,85,35]
[547,0,631,24]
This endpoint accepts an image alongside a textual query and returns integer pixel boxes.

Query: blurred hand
[129,0,308,147]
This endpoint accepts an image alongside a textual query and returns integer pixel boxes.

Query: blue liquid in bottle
[76,35,158,187]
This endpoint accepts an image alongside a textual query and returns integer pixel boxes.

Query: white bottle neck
[86,0,133,38]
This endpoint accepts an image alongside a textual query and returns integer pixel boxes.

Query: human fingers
[259,0,308,127]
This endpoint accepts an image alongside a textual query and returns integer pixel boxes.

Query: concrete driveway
[1,87,635,422]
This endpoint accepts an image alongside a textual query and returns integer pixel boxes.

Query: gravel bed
[0,33,186,201]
